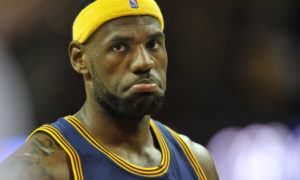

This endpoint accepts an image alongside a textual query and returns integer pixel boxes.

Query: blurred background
[0,0,299,179]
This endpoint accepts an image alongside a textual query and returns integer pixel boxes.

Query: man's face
[84,16,168,119]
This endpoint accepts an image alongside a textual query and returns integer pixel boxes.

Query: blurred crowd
[0,0,299,178]
[208,122,300,179]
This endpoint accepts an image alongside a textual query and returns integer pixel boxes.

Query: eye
[146,39,161,50]
[111,43,127,52]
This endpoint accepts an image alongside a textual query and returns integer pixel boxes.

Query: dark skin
[0,16,219,179]
[0,133,73,179]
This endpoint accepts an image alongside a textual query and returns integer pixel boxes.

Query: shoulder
[0,132,73,180]
[179,134,219,180]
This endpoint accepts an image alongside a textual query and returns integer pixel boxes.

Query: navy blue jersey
[27,116,207,180]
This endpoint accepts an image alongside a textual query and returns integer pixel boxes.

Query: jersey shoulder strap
[26,118,84,180]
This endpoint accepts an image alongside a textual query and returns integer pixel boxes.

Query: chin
[129,94,164,116]
[94,87,165,119]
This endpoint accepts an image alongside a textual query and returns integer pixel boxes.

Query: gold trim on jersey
[165,126,207,180]
[26,125,84,180]
[64,115,170,177]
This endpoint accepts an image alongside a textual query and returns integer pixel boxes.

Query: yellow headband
[73,0,164,43]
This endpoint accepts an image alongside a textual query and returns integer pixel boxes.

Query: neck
[73,99,153,149]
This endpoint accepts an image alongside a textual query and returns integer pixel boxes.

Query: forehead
[87,15,162,43]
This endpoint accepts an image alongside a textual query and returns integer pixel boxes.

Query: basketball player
[0,0,219,179]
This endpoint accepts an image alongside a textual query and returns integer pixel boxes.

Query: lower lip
[131,83,158,92]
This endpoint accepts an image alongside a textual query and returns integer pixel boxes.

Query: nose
[130,46,154,74]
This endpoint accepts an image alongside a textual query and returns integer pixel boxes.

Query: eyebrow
[107,32,165,43]
[148,32,165,40]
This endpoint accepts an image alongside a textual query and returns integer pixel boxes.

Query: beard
[91,65,165,120]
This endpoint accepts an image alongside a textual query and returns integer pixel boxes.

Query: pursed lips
[125,77,161,92]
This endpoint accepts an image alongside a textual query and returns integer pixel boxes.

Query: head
[69,0,168,120]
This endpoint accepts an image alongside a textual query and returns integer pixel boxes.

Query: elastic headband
[73,0,164,43]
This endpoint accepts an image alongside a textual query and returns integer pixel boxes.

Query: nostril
[134,69,151,75]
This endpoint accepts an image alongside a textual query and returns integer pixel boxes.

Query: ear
[68,41,89,75]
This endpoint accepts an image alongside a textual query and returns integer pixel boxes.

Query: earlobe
[68,41,89,75]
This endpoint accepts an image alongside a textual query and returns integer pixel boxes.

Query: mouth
[131,79,159,92]
[135,78,158,85]
[125,78,161,94]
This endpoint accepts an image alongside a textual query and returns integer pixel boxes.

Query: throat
[109,126,163,168]
[123,146,162,168]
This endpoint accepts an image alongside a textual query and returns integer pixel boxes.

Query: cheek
[100,64,128,94]
[162,58,168,73]
[99,70,120,94]
[156,53,168,87]
[160,61,167,80]
[159,49,168,71]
